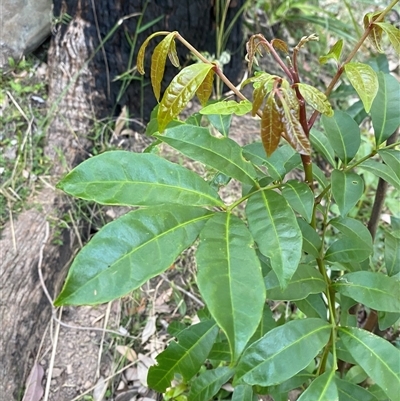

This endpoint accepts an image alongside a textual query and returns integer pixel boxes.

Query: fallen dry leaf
[22,363,44,401]
[116,345,137,362]
[141,316,157,344]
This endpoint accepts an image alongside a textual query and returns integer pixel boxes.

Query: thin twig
[161,274,205,307]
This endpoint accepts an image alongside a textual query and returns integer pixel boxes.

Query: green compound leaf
[333,271,400,313]
[297,370,338,401]
[196,213,266,362]
[200,100,252,116]
[248,304,276,345]
[246,190,302,288]
[57,151,223,208]
[207,114,232,137]
[379,149,400,180]
[234,318,331,386]
[158,63,214,132]
[371,72,400,145]
[265,264,326,301]
[55,206,212,305]
[329,217,373,249]
[297,218,322,258]
[309,128,336,167]
[281,180,314,223]
[319,39,344,64]
[375,22,400,55]
[151,32,177,101]
[231,384,257,401]
[147,319,218,392]
[297,83,333,116]
[331,170,364,217]
[188,367,234,401]
[325,234,372,264]
[296,294,327,319]
[385,231,400,276]
[155,125,257,185]
[358,159,400,190]
[322,111,360,165]
[336,378,379,401]
[339,327,400,401]
[344,62,378,112]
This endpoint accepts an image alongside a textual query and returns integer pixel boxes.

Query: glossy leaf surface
[333,271,400,312]
[297,218,322,258]
[147,320,218,392]
[322,111,360,164]
[232,385,257,401]
[158,63,214,132]
[297,371,338,401]
[329,217,373,249]
[336,378,378,401]
[296,294,327,319]
[151,32,176,101]
[261,93,284,155]
[200,100,252,116]
[297,83,333,116]
[379,149,400,180]
[188,367,234,401]
[375,22,400,55]
[385,231,400,276]
[265,264,326,301]
[309,128,336,167]
[339,327,400,400]
[234,318,331,386]
[55,206,211,305]
[196,213,265,362]
[207,114,232,137]
[156,125,257,185]
[246,190,302,288]
[344,62,378,112]
[196,69,214,106]
[331,170,364,217]
[371,72,400,145]
[319,39,343,64]
[137,31,170,75]
[325,236,372,264]
[282,180,314,223]
[57,151,223,208]
[358,159,400,190]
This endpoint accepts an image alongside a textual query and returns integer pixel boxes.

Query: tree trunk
[0,1,245,398]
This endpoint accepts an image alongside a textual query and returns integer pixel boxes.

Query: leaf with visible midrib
[339,327,400,401]
[333,271,400,312]
[57,151,224,208]
[296,370,338,401]
[196,213,266,362]
[234,318,331,386]
[155,125,257,185]
[246,190,302,288]
[147,319,218,392]
[158,63,214,132]
[55,206,212,305]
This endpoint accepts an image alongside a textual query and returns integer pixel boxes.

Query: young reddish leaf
[167,38,180,68]
[151,32,178,101]
[158,63,214,132]
[319,39,343,64]
[279,93,311,155]
[196,69,215,106]
[245,34,269,72]
[344,62,378,112]
[137,31,170,75]
[297,83,333,117]
[271,39,289,54]
[261,93,284,156]
[22,363,44,401]
[252,75,277,116]
[281,80,299,114]
[375,22,400,55]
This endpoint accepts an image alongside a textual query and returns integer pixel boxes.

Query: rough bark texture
[1,1,245,399]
